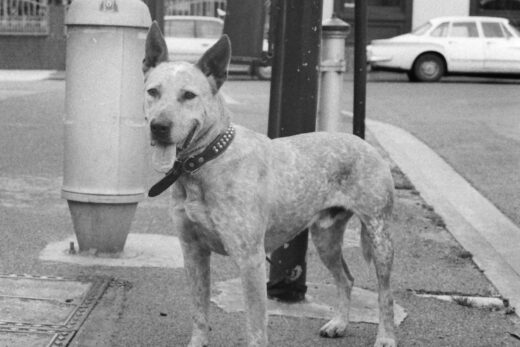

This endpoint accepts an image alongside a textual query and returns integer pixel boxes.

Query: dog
[143,22,396,347]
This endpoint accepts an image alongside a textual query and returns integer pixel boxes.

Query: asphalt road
[362,73,520,229]
[222,73,520,230]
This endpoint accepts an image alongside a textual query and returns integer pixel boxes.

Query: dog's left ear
[196,35,231,92]
[143,21,169,73]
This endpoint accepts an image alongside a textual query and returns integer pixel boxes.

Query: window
[430,22,449,37]
[450,22,479,38]
[480,0,520,10]
[412,22,432,35]
[368,0,402,6]
[0,0,49,35]
[196,20,222,39]
[164,19,195,38]
[482,21,505,37]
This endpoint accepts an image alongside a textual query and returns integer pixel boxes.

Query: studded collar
[148,125,236,197]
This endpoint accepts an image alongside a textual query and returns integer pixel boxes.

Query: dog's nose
[150,119,173,143]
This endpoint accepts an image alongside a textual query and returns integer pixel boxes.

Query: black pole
[353,0,367,139]
[144,0,165,33]
[266,0,322,302]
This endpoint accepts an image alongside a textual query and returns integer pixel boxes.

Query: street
[223,74,520,230]
[1,74,520,346]
[1,74,519,230]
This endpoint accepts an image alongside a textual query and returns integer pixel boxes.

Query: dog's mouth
[150,123,198,173]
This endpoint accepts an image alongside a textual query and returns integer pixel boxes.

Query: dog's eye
[147,88,160,98]
[183,91,197,100]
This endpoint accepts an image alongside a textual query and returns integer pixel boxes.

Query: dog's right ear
[143,21,169,73]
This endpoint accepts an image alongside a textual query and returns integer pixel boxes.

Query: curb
[366,117,520,318]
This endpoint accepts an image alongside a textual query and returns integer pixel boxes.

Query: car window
[502,23,517,37]
[450,22,479,38]
[164,19,195,38]
[482,22,505,38]
[196,21,223,39]
[430,22,449,37]
[411,22,432,35]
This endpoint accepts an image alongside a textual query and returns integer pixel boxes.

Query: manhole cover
[0,274,110,347]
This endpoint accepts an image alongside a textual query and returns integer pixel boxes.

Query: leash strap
[148,126,235,197]
[148,160,183,197]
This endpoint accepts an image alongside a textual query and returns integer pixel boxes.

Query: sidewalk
[0,75,519,346]
[0,69,64,82]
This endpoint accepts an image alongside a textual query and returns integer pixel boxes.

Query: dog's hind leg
[360,217,396,347]
[310,208,354,338]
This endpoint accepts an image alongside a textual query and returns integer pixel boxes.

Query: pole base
[67,200,137,253]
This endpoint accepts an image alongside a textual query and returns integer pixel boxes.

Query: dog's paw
[319,316,348,338]
[187,333,208,347]
[374,337,397,347]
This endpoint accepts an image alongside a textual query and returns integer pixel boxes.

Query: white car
[163,15,271,80]
[367,16,520,82]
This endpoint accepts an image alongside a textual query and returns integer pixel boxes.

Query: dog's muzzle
[150,118,173,145]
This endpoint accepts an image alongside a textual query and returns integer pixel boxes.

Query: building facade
[1,0,520,69]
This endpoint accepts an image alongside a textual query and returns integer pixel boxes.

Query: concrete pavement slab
[40,234,184,268]
[212,278,407,325]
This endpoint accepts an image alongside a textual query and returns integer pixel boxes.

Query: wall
[0,4,66,70]
[412,0,470,29]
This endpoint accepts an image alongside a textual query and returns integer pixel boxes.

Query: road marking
[366,118,520,317]
[0,70,58,82]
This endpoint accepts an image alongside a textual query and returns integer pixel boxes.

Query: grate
[0,274,110,347]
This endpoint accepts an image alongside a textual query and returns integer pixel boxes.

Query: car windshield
[510,24,520,36]
[411,22,432,35]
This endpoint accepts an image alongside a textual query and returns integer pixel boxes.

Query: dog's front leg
[179,228,211,347]
[236,248,268,347]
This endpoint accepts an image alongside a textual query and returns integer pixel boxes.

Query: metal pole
[267,0,322,302]
[143,0,164,33]
[353,0,367,139]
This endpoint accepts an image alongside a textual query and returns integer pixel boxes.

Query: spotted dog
[143,21,396,347]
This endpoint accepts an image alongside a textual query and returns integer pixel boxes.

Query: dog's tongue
[152,145,176,173]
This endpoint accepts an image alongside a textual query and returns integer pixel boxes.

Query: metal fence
[164,0,226,17]
[0,0,49,35]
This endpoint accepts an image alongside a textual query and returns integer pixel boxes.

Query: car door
[445,21,485,72]
[481,21,520,73]
[164,18,201,62]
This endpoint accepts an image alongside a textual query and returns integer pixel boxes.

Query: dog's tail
[360,223,373,265]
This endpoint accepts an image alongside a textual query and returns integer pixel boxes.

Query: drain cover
[0,274,110,347]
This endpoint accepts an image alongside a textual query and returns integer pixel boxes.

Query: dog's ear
[143,21,169,73]
[196,35,231,92]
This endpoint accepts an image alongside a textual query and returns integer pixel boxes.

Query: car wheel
[411,54,445,82]
[254,65,272,80]
[407,71,418,82]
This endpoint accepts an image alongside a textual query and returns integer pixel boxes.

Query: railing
[164,0,226,17]
[0,0,48,35]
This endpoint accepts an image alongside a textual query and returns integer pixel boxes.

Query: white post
[62,0,151,253]
[322,0,334,22]
[318,17,350,132]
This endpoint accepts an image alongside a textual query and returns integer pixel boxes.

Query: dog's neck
[148,122,235,198]
[177,95,231,160]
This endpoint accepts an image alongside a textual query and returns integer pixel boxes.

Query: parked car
[163,15,271,80]
[367,16,520,82]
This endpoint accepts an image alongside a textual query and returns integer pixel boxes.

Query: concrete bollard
[62,0,151,253]
[318,16,350,132]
